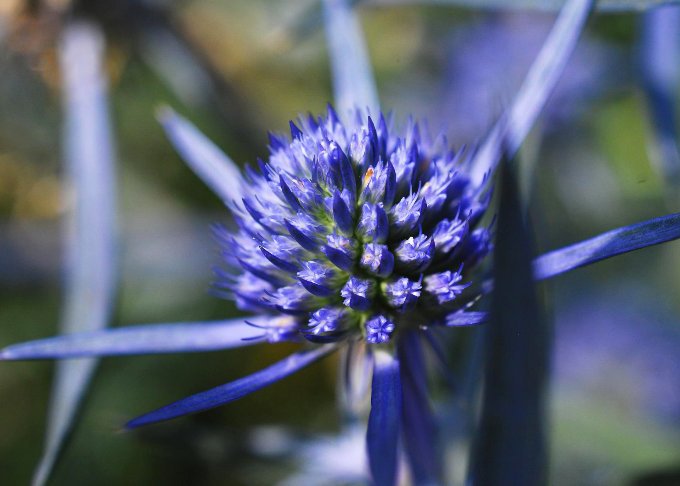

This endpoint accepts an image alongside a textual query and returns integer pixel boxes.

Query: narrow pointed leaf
[338,340,373,418]
[364,0,665,12]
[158,107,244,203]
[534,212,680,280]
[367,349,402,486]
[127,344,337,428]
[398,331,443,485]
[469,159,548,486]
[640,4,680,187]
[322,0,380,116]
[0,317,271,360]
[445,311,487,327]
[470,0,593,185]
[33,21,118,486]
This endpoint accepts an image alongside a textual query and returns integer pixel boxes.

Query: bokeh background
[0,1,679,484]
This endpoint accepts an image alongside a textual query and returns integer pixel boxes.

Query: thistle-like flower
[5,1,680,485]
[217,105,490,348]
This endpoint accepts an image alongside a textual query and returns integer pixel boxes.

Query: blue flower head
[7,3,680,485]
[219,106,492,345]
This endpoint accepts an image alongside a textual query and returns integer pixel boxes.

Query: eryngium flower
[214,105,491,345]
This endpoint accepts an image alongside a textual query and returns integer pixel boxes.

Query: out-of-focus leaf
[640,4,680,190]
[366,349,402,486]
[338,340,373,419]
[533,212,680,280]
[158,107,244,204]
[469,0,593,186]
[322,0,380,117]
[136,6,264,151]
[469,159,548,486]
[281,0,671,48]
[445,310,487,327]
[364,0,673,11]
[0,317,272,360]
[126,344,338,428]
[398,331,443,485]
[33,21,118,486]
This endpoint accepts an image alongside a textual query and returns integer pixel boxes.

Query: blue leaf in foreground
[0,317,270,360]
[470,0,593,185]
[640,4,680,188]
[322,0,380,116]
[398,331,442,485]
[127,344,337,428]
[158,107,245,204]
[366,349,402,486]
[33,21,118,486]
[469,159,548,486]
[534,212,680,280]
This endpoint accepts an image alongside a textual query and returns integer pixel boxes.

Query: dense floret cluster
[215,107,493,344]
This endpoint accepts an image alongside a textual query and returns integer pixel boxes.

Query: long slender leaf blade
[280,1,672,50]
[398,331,443,485]
[126,344,338,428]
[534,212,680,280]
[469,0,593,186]
[33,21,118,486]
[0,317,272,360]
[469,159,548,486]
[640,4,680,189]
[158,107,244,204]
[366,349,402,486]
[322,0,380,117]
[364,0,671,11]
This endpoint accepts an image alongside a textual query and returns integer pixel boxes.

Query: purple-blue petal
[126,344,337,428]
[367,349,402,486]
[333,190,355,233]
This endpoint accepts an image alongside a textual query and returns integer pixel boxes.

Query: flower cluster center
[215,108,492,345]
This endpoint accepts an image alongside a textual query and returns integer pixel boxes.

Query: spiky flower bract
[214,106,492,346]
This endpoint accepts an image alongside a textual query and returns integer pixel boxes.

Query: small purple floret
[308,308,346,335]
[341,276,374,310]
[357,203,389,242]
[424,270,469,304]
[360,243,394,277]
[384,277,422,309]
[395,235,434,273]
[365,315,396,344]
[297,261,335,296]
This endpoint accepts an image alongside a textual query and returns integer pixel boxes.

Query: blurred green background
[0,1,678,484]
